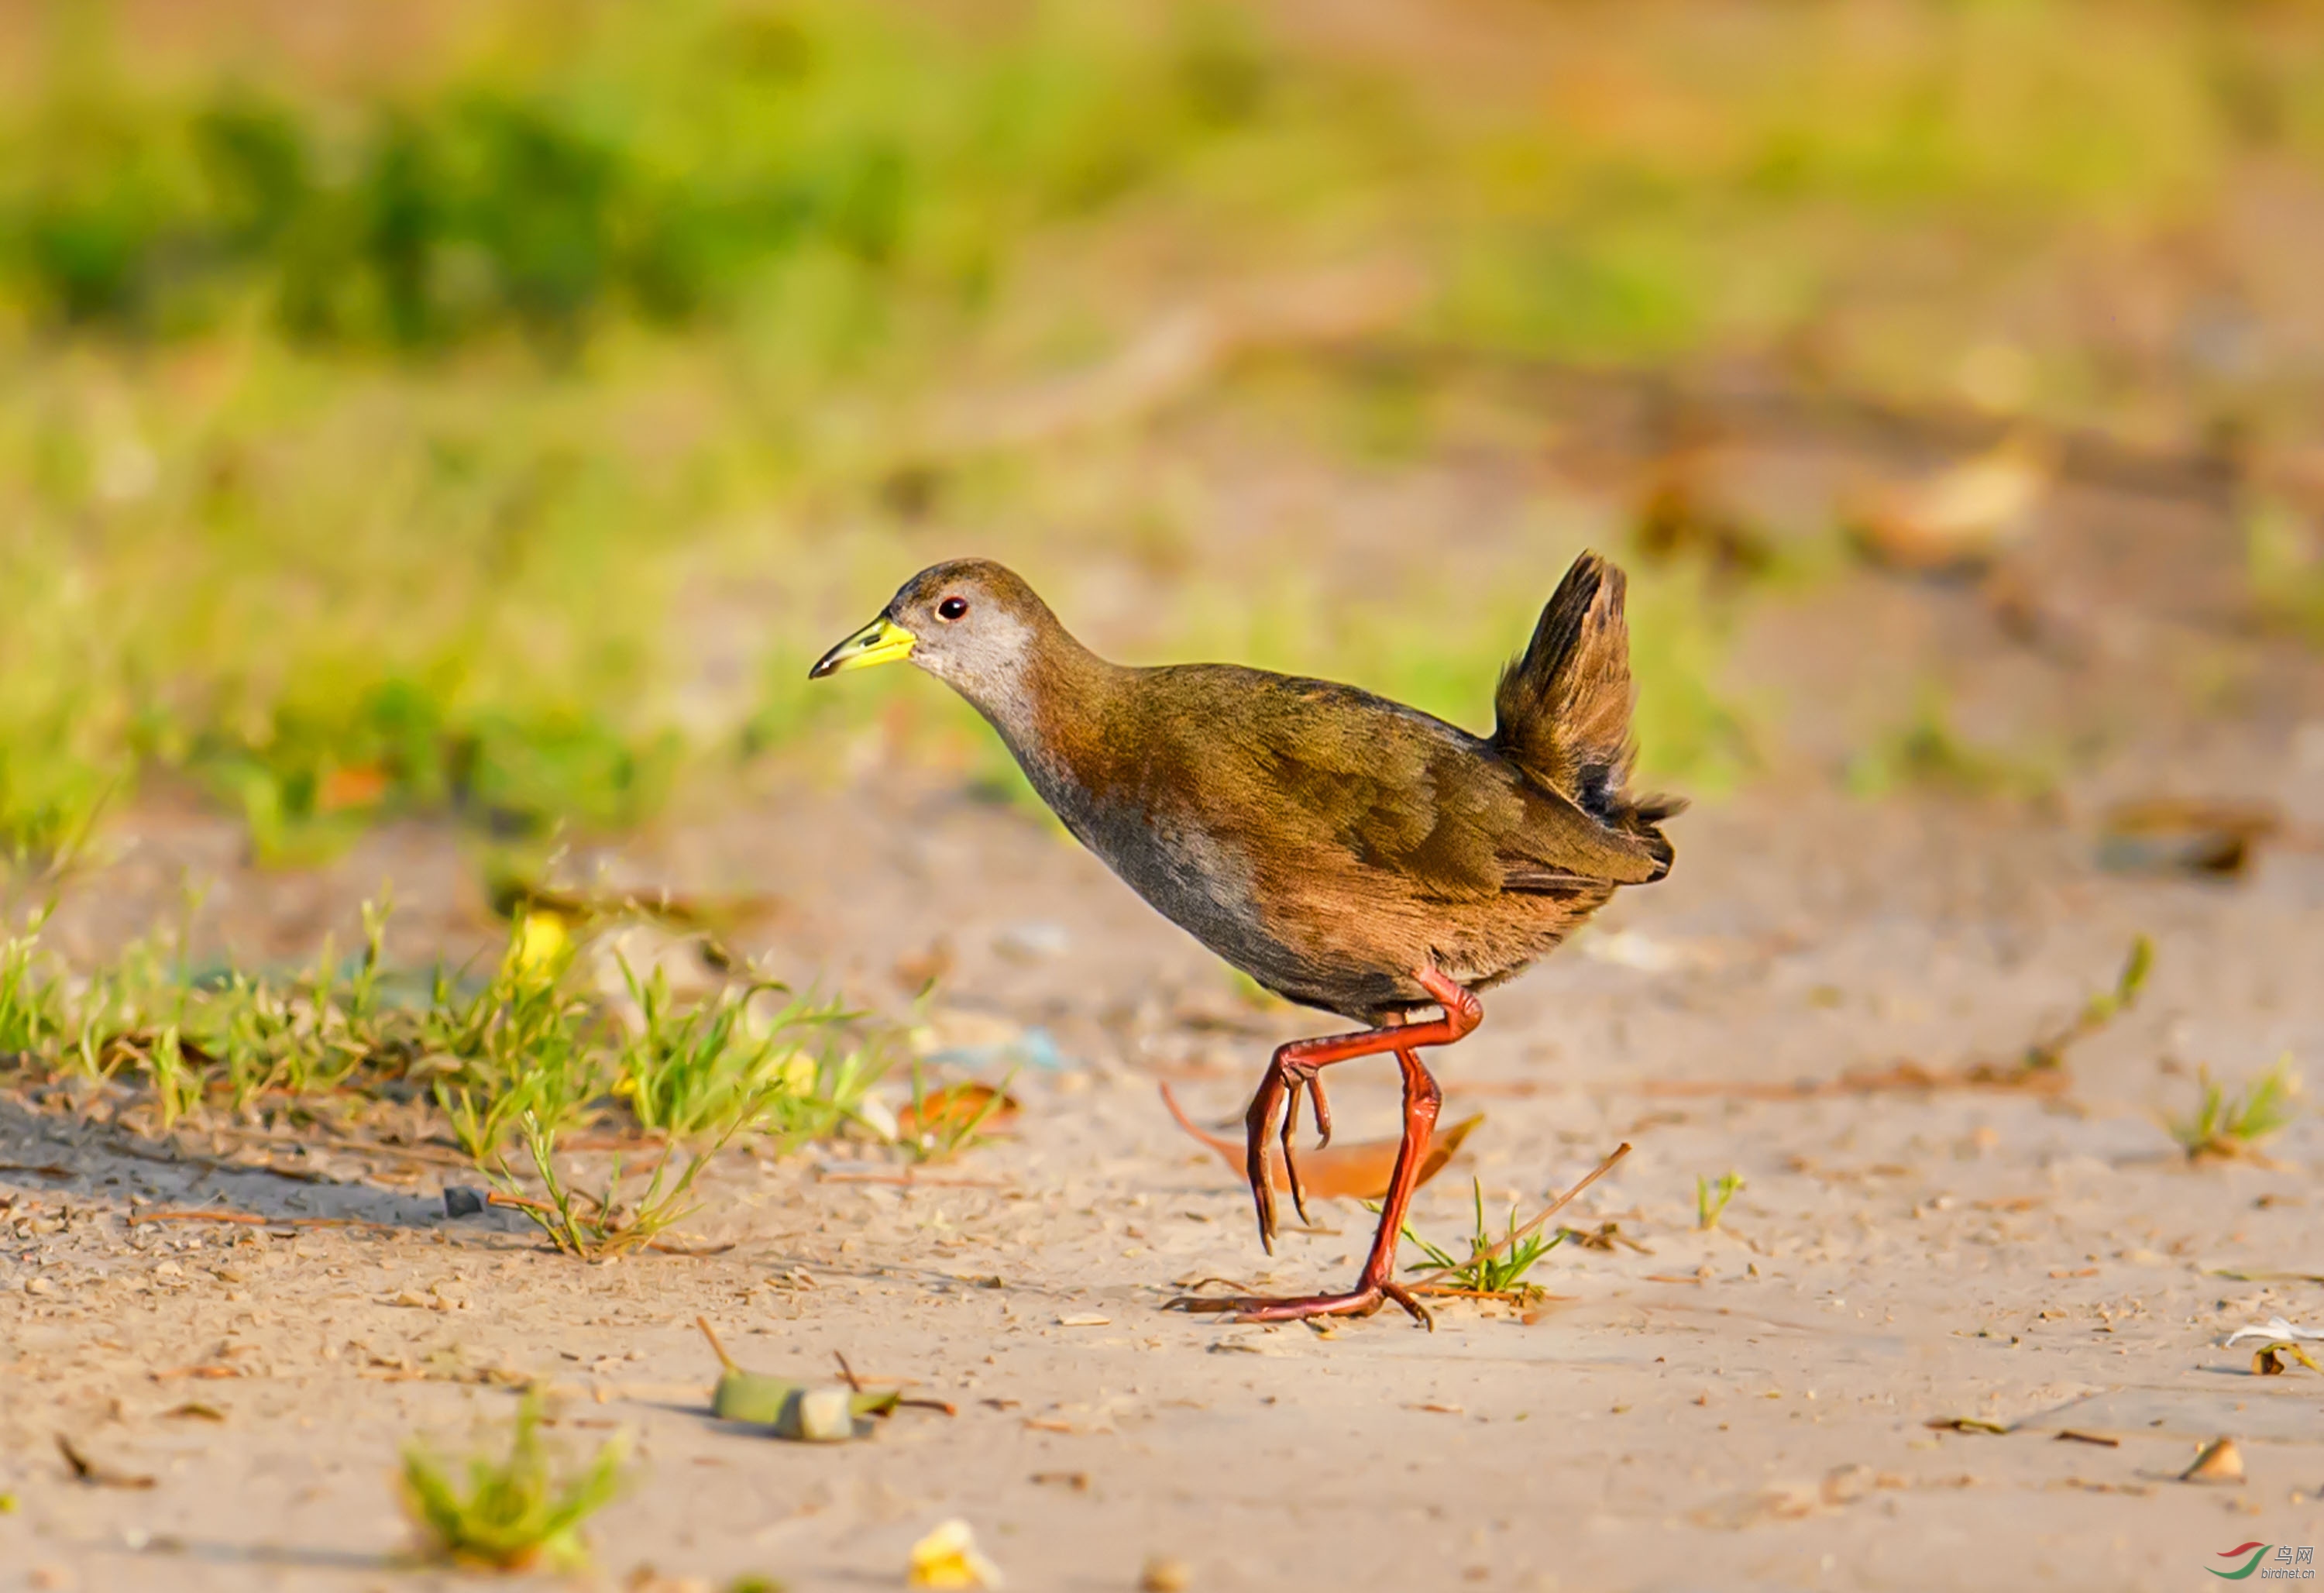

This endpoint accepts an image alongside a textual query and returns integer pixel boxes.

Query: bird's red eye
[937,596,968,621]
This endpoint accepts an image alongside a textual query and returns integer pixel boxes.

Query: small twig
[696,1316,737,1374]
[644,1238,734,1258]
[1409,1142,1631,1285]
[1411,1285,1575,1302]
[486,1187,605,1217]
[830,1351,953,1414]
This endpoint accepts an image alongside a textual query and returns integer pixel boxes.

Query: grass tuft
[0,900,889,1252]
[1696,1170,1745,1230]
[399,1394,629,1572]
[1402,1177,1566,1302]
[2169,1056,2301,1161]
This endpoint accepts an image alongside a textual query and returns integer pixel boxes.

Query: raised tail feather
[1491,551,1683,878]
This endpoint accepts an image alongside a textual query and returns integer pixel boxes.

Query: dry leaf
[1844,430,2054,574]
[2253,1343,2321,1376]
[55,1435,154,1489]
[2098,798,2283,879]
[896,1083,1021,1141]
[1159,1083,1480,1199]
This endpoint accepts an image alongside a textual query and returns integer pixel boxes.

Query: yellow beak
[809,615,916,679]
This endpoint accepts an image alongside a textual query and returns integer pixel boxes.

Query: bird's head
[808,559,1063,708]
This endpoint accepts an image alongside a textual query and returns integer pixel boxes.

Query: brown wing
[1177,673,1662,899]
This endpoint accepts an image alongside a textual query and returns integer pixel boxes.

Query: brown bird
[810,552,1678,1326]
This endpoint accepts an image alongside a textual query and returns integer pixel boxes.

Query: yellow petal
[510,910,570,975]
[908,1519,1003,1589]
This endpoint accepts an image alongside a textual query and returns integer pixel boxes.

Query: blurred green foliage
[3,3,1285,349]
[1,0,2318,860]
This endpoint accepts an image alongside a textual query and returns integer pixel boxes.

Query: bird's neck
[965,629,1129,803]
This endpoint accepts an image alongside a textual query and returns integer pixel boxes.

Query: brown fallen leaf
[162,1402,226,1422]
[2098,798,2288,879]
[896,1082,1021,1141]
[1159,1082,1480,1199]
[1925,1417,2010,1434]
[1842,429,2054,574]
[56,1434,154,1489]
[2254,1342,2321,1376]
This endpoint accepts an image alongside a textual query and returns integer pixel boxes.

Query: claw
[1243,1071,1281,1253]
[1308,1068,1334,1149]
[1161,1295,1246,1315]
[1377,1279,1435,1331]
[1280,1073,1312,1227]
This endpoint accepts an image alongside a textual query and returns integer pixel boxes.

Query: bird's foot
[1245,1058,1329,1247]
[1164,1279,1433,1330]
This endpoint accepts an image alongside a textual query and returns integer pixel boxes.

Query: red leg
[1169,968,1479,1329]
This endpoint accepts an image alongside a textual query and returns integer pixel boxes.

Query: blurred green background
[5,0,2322,865]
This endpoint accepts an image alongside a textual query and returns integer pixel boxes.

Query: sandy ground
[8,771,2324,1593]
[7,447,2324,1592]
